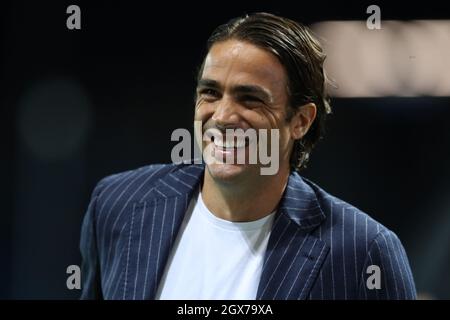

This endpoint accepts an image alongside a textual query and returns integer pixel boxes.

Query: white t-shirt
[156,188,276,300]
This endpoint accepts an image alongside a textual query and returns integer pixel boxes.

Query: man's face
[195,39,295,183]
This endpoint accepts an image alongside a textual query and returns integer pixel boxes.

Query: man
[80,12,416,299]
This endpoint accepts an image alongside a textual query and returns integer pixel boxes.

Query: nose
[211,96,241,127]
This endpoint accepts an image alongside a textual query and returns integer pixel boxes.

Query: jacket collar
[151,164,326,230]
[278,171,326,231]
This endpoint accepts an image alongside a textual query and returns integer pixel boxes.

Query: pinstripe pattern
[80,163,416,300]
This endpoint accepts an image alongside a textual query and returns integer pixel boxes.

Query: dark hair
[198,12,332,171]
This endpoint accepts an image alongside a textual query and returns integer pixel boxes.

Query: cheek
[270,117,292,151]
[194,100,213,121]
[249,110,291,149]
[242,108,273,130]
[280,127,293,149]
[255,108,286,131]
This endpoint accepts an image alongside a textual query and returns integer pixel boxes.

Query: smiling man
[80,12,416,300]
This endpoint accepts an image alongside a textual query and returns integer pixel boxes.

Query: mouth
[211,135,250,150]
[208,134,254,164]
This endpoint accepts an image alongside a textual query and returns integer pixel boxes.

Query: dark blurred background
[2,0,450,299]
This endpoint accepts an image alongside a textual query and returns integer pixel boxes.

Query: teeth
[213,137,246,148]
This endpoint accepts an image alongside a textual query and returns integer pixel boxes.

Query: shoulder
[89,163,175,215]
[298,176,416,299]
[95,163,174,191]
[90,163,205,215]
[86,163,189,242]
[92,163,191,204]
[300,176,397,249]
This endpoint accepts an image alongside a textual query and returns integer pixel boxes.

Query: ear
[290,103,317,140]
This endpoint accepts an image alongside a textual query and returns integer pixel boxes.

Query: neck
[201,165,290,222]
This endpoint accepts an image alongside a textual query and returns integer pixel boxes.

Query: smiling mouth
[211,135,251,150]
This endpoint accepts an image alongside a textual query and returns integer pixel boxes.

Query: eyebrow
[197,78,273,103]
[197,79,221,90]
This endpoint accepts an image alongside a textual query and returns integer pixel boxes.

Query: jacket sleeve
[79,180,106,299]
[358,229,417,299]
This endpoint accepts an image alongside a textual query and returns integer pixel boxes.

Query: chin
[206,163,252,183]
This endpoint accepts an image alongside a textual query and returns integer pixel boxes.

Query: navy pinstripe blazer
[80,163,416,300]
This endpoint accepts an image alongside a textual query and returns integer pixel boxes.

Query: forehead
[201,39,287,89]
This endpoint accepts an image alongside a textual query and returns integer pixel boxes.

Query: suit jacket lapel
[121,164,204,300]
[256,173,329,300]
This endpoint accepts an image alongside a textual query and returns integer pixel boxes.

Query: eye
[240,95,264,105]
[199,88,220,100]
[243,95,262,102]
